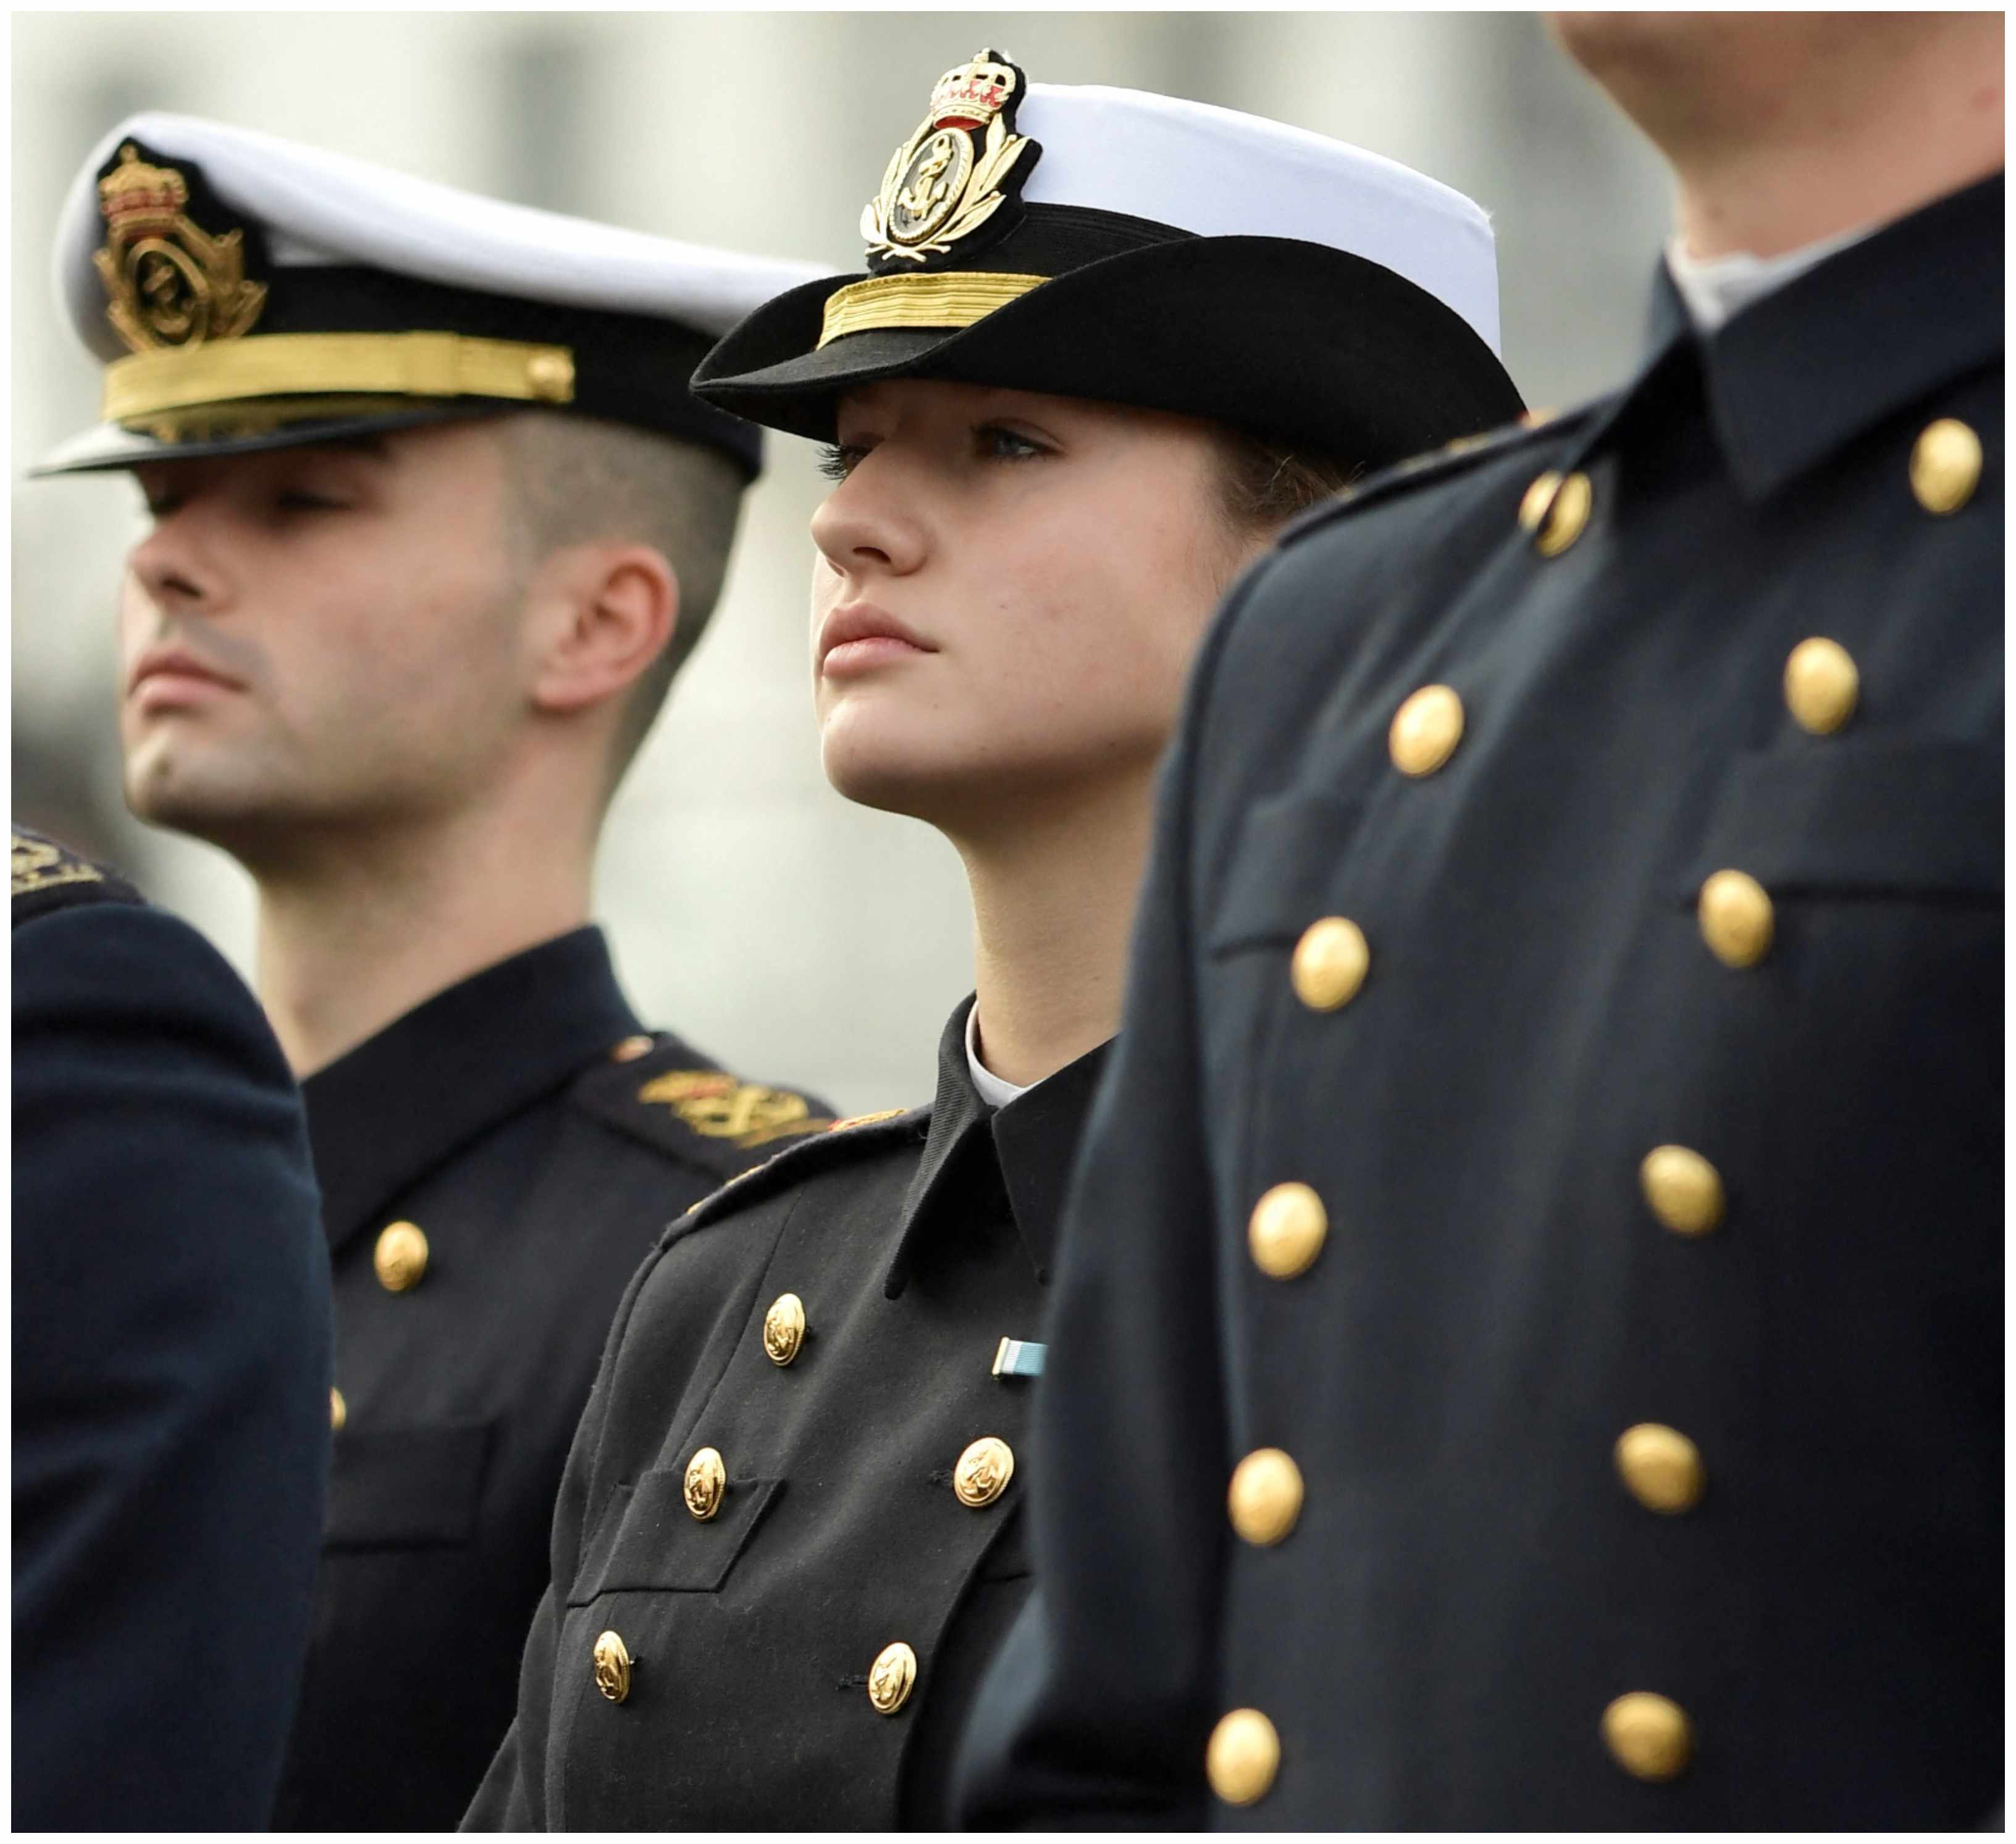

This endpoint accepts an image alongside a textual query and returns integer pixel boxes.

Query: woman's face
[808,377,1259,826]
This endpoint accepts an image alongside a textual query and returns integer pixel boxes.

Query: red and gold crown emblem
[862,49,1037,265]
[93,141,266,355]
[928,53,1019,130]
[97,146,190,238]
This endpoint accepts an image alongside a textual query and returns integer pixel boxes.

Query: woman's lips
[820,634,931,677]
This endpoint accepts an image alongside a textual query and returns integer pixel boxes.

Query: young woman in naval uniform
[467,46,1522,1830]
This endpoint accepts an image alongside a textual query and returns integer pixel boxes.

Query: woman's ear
[528,542,680,716]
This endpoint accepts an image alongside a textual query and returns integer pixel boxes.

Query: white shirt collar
[1664,219,1876,335]
[965,1004,1034,1110]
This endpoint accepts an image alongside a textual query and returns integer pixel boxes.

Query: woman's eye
[276,490,345,512]
[977,424,1047,461]
[817,443,870,481]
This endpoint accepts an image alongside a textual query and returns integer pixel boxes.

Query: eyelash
[817,423,1052,481]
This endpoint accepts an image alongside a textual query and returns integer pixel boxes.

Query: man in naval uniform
[36,117,833,1830]
[957,12,2004,1829]
[14,825,332,1828]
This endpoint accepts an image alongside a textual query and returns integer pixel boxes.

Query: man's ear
[528,543,680,716]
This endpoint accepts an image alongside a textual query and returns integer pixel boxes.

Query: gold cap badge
[93,142,266,355]
[862,49,1038,265]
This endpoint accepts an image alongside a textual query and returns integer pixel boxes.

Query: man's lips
[127,649,246,709]
[817,603,937,677]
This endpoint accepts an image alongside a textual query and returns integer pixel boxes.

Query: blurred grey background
[11,11,1671,1112]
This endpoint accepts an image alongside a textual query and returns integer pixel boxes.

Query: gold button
[1521,469,1592,555]
[1615,1423,1707,1514]
[1697,869,1773,968]
[1783,637,1859,736]
[609,1034,655,1063]
[1290,917,1369,1012]
[953,1436,1015,1509]
[591,1630,632,1704]
[1518,469,1561,531]
[526,349,576,402]
[1206,1707,1280,1806]
[1227,1448,1304,1546]
[329,1387,346,1433]
[1910,417,1981,515]
[1602,1691,1694,1782]
[1639,1145,1725,1237]
[683,1446,726,1520]
[1247,1182,1328,1279]
[373,1221,429,1292]
[867,1640,917,1714]
[762,1292,806,1365]
[1388,684,1466,777]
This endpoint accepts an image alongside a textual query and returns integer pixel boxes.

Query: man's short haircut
[496,410,747,787]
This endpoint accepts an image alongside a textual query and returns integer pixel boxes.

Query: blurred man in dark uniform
[958,12,2003,1829]
[35,117,833,1829]
[14,824,332,1829]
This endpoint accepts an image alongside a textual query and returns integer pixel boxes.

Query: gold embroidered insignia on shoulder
[827,1108,908,1132]
[94,141,266,356]
[637,1069,833,1150]
[12,830,105,898]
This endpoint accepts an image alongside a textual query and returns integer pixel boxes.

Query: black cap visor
[696,235,1524,468]
[30,397,506,476]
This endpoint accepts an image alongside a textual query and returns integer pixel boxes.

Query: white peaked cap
[52,111,830,363]
[1015,83,1501,355]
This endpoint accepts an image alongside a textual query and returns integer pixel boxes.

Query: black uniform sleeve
[954,571,1259,1827]
[11,900,334,1830]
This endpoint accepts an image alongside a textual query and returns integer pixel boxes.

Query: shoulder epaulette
[663,1101,931,1245]
[1275,401,1609,553]
[568,1032,839,1182]
[11,825,145,929]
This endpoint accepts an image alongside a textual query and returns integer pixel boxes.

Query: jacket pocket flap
[1682,742,2002,900]
[325,1420,494,1549]
[568,1470,783,1603]
[1209,788,1369,954]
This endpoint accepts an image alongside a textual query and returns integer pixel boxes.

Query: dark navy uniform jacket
[272,925,831,1831]
[957,177,2003,1829]
[464,1001,1107,1830]
[13,827,333,1830]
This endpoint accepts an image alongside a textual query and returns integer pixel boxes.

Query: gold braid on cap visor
[816,272,1048,348]
[100,330,577,423]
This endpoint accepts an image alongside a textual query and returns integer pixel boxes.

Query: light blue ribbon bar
[991,1336,1046,1378]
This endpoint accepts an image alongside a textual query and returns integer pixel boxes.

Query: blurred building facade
[10,11,1671,1111]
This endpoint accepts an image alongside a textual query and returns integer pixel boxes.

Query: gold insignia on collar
[828,1108,906,1132]
[12,830,104,898]
[638,1069,823,1148]
[94,143,267,356]
[862,49,1036,264]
